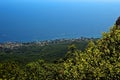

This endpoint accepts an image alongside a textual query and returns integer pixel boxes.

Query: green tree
[0,61,25,80]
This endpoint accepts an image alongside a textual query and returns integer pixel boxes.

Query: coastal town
[0,37,98,50]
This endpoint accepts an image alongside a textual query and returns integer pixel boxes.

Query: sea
[0,0,120,42]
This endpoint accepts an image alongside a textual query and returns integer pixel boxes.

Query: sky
[0,0,120,42]
[1,0,120,3]
[42,0,120,2]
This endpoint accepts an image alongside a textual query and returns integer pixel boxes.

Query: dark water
[0,0,120,42]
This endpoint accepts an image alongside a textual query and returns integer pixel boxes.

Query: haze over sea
[0,0,120,42]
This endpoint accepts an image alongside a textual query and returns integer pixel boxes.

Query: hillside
[0,18,120,80]
[0,38,97,64]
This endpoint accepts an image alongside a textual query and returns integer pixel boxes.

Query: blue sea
[0,0,120,42]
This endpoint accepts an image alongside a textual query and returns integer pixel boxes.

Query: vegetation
[0,39,91,64]
[0,23,120,79]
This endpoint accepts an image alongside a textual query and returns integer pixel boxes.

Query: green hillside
[0,38,95,64]
[0,18,120,80]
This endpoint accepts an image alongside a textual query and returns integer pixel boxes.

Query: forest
[0,22,120,79]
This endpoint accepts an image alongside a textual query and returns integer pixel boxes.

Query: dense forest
[0,20,120,79]
[0,38,97,64]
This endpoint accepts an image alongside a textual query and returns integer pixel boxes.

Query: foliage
[0,40,89,64]
[0,61,25,80]
[63,25,120,79]
[0,24,120,79]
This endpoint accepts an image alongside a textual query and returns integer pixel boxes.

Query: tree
[0,61,25,80]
